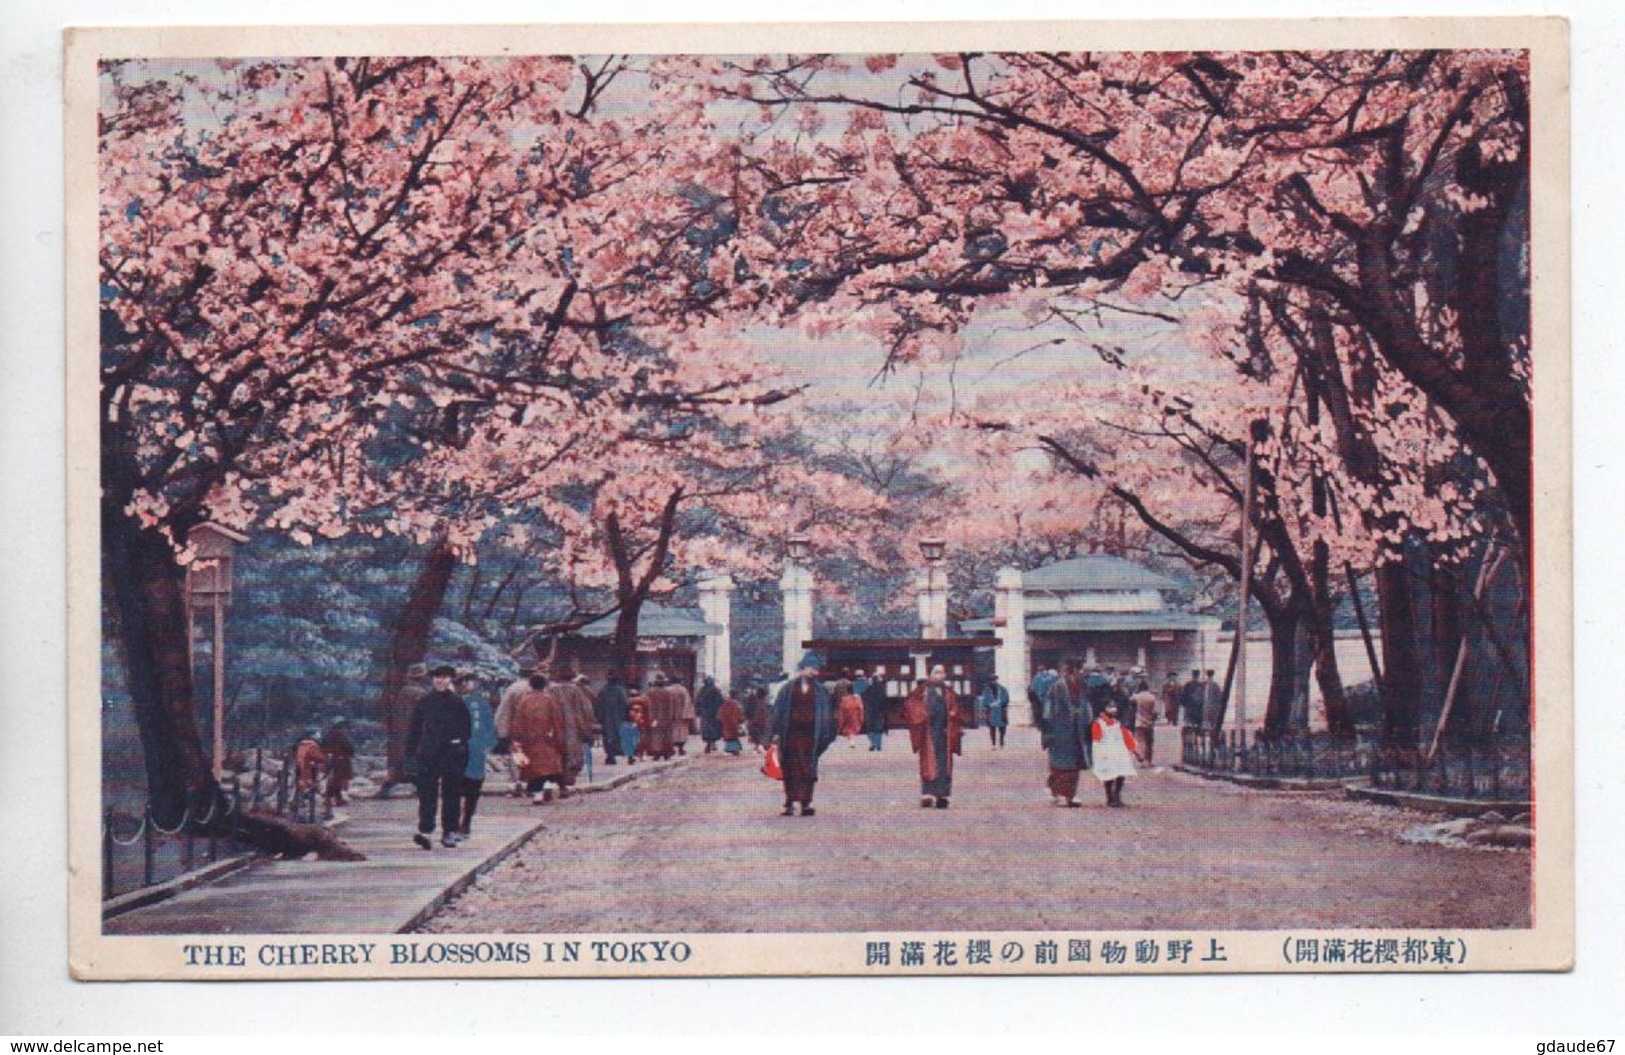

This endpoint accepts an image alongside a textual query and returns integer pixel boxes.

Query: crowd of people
[384,660,785,850]
[296,654,1234,849]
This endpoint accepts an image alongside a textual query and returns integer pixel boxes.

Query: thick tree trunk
[1309,597,1353,734]
[378,536,459,784]
[104,499,211,828]
[612,595,643,686]
[1261,607,1299,738]
[1376,561,1424,748]
[103,502,364,859]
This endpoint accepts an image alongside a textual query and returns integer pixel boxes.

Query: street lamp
[787,533,811,565]
[186,523,248,782]
[918,536,948,640]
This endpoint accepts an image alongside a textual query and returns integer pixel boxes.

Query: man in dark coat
[594,672,631,766]
[405,664,471,849]
[771,653,836,816]
[696,675,726,753]
[1162,671,1183,726]
[1044,662,1093,807]
[860,670,889,751]
[1179,669,1204,728]
[1200,669,1226,734]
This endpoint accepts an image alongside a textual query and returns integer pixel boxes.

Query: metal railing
[102,748,327,902]
[1367,740,1531,802]
[1180,727,1531,801]
[1180,727,1370,780]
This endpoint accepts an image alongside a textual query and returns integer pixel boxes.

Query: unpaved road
[420,728,1530,933]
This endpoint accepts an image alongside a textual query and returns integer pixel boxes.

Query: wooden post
[1427,545,1506,761]
[1235,427,1254,735]
[213,593,226,782]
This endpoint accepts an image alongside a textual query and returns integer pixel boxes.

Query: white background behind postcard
[3,0,1621,1037]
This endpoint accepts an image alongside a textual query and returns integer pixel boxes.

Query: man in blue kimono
[1044,661,1093,807]
[1028,663,1060,736]
[771,653,836,817]
[978,674,1011,748]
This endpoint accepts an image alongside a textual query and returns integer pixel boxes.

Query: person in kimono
[547,670,597,794]
[1091,701,1139,807]
[643,672,679,760]
[508,672,568,805]
[622,694,648,763]
[696,675,726,753]
[746,682,773,753]
[1043,662,1093,807]
[718,692,746,756]
[860,671,889,751]
[594,672,630,766]
[770,653,836,816]
[836,678,865,747]
[458,677,499,837]
[319,716,355,808]
[904,665,965,809]
[978,674,1011,748]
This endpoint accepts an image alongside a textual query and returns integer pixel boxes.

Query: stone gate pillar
[993,566,1030,723]
[697,574,734,693]
[780,562,814,676]
[916,568,949,640]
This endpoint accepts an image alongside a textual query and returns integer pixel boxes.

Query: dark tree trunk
[103,501,364,859]
[1309,595,1352,734]
[1376,561,1424,748]
[611,597,643,686]
[1261,607,1300,738]
[103,498,210,828]
[377,536,459,784]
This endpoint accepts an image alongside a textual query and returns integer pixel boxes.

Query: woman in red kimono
[835,678,865,746]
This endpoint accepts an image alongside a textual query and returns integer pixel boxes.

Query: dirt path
[419,728,1530,934]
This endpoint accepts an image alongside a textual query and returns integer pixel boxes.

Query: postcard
[66,17,1571,978]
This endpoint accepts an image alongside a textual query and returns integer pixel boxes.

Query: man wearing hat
[320,715,356,809]
[1130,676,1160,766]
[546,665,598,793]
[643,671,680,761]
[770,653,836,816]
[405,664,471,849]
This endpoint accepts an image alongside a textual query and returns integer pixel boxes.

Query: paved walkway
[105,756,692,936]
[421,727,1532,934]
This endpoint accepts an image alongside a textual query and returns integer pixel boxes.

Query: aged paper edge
[64,16,1573,980]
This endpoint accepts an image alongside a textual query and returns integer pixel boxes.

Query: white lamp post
[918,536,948,640]
[781,534,815,675]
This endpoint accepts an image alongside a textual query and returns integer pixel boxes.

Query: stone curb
[1173,764,1349,792]
[101,854,257,921]
[1342,780,1530,817]
[100,811,353,922]
[395,754,694,934]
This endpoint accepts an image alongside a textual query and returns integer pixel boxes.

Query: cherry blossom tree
[724,48,1529,743]
[98,54,778,837]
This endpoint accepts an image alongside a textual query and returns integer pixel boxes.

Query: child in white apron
[1091,702,1139,807]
